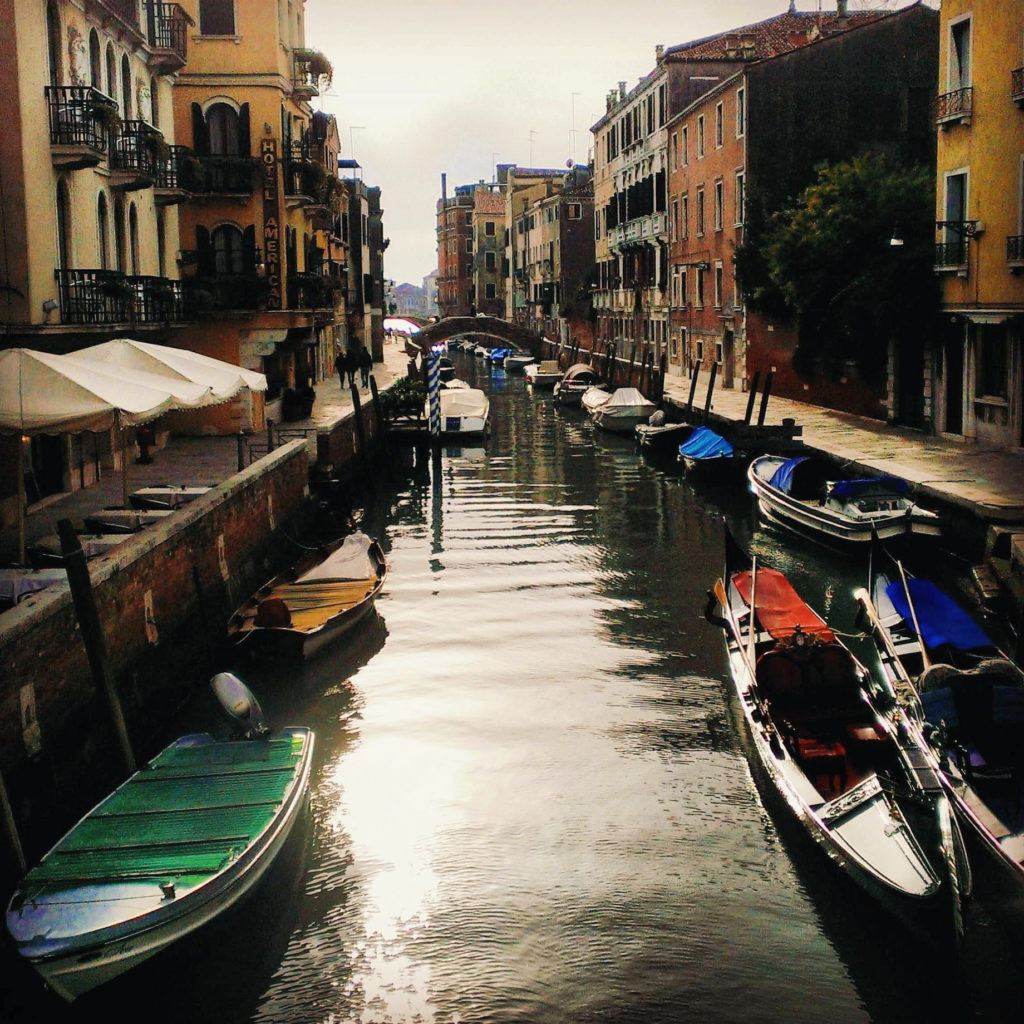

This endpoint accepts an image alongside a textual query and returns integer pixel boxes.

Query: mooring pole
[427,347,442,446]
[703,361,718,424]
[744,371,762,426]
[236,431,245,472]
[685,362,700,422]
[349,382,374,486]
[266,420,275,455]
[57,519,135,774]
[757,371,774,427]
[369,375,390,460]
[0,768,25,875]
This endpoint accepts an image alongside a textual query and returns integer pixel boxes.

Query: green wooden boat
[6,677,313,1001]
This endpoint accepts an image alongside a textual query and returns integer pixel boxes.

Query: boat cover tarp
[768,456,808,493]
[298,533,377,584]
[679,426,734,460]
[564,363,600,382]
[605,388,653,410]
[436,388,488,420]
[831,476,909,500]
[885,578,992,653]
[733,568,835,642]
[581,387,612,412]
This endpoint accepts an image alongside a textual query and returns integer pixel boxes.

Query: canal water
[5,351,1024,1023]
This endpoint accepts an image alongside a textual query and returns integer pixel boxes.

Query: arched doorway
[46,2,62,87]
[212,224,244,274]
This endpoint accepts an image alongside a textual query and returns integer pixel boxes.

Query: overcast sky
[306,0,901,287]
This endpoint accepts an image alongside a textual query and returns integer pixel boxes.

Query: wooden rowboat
[228,532,387,658]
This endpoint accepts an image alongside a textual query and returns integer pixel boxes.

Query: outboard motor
[211,672,269,740]
[649,409,666,427]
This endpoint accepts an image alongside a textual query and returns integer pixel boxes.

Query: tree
[734,154,939,383]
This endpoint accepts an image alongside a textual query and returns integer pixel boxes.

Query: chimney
[836,0,849,17]
[655,44,664,63]
[441,173,447,203]
[618,80,627,101]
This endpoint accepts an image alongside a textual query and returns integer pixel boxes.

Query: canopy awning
[733,568,835,642]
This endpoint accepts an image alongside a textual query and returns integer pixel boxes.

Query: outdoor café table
[0,567,67,605]
[129,485,212,509]
[35,534,129,559]
[84,509,175,532]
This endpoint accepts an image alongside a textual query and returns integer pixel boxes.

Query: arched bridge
[414,316,544,352]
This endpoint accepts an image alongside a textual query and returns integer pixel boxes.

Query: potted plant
[91,100,122,137]
[307,52,334,87]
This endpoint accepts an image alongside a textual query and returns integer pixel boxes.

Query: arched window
[113,195,126,272]
[46,2,62,88]
[128,203,140,275]
[97,192,110,270]
[89,30,102,91]
[55,179,72,269]
[156,209,166,278]
[120,54,132,119]
[149,77,159,128]
[211,224,244,274]
[105,43,117,104]
[206,103,240,155]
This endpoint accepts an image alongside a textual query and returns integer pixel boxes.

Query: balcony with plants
[292,50,333,100]
[179,245,269,314]
[110,121,166,191]
[183,153,261,196]
[45,87,118,169]
[144,2,193,71]
[54,269,186,326]
[154,144,193,205]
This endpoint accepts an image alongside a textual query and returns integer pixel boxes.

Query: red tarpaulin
[732,569,835,642]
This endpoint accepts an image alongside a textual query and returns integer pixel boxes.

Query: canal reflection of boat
[748,455,941,548]
[856,569,1024,922]
[554,363,602,406]
[5,674,314,1002]
[588,387,656,434]
[504,351,534,372]
[678,426,737,475]
[431,386,490,438]
[228,533,387,659]
[524,360,563,388]
[707,536,964,944]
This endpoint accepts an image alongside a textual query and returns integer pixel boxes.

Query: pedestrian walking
[345,349,357,387]
[333,350,346,389]
[358,346,372,388]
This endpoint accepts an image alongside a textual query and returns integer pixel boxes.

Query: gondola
[748,455,941,547]
[707,534,966,942]
[228,532,387,659]
[856,560,1024,919]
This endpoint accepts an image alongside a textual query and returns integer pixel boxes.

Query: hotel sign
[261,139,281,309]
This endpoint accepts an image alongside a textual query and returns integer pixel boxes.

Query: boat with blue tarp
[748,455,941,546]
[678,426,735,474]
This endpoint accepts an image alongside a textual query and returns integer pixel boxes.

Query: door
[27,435,65,503]
[722,328,735,388]
[944,330,964,435]
[896,335,925,429]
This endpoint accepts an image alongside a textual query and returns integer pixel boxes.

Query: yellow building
[0,0,191,519]
[932,0,1024,446]
[173,0,342,429]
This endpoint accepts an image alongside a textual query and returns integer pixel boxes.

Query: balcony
[144,3,192,72]
[934,240,968,274]
[1014,68,1024,107]
[179,249,268,313]
[288,272,339,310]
[45,86,115,169]
[110,120,162,190]
[54,269,186,325]
[934,86,973,128]
[186,155,257,196]
[292,49,330,100]
[1008,235,1024,273]
[154,144,192,205]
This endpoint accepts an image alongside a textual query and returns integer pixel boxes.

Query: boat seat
[755,651,804,712]
[254,597,292,628]
[845,723,886,743]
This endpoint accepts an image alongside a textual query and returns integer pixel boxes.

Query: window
[121,54,132,119]
[682,125,688,166]
[671,198,679,241]
[697,116,705,158]
[658,83,667,128]
[485,220,495,236]
[670,132,678,171]
[647,95,655,135]
[464,211,472,226]
[199,0,236,36]
[714,261,723,308]
[715,102,723,148]
[681,193,688,238]
[150,77,159,127]
[113,195,126,272]
[97,192,109,270]
[106,43,117,105]
[46,2,62,88]
[89,30,102,91]
[156,209,166,278]
[568,203,582,219]
[736,87,746,137]
[55,179,72,269]
[486,282,496,299]
[949,17,971,90]
[465,237,473,254]
[680,266,687,306]
[976,324,1008,398]
[714,180,724,231]
[128,202,140,276]
[696,267,704,307]
[207,103,241,154]
[696,336,704,363]
[211,224,244,274]
[735,171,745,225]
[696,187,705,236]
[485,251,496,271]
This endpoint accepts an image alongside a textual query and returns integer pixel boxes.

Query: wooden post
[119,414,130,510]
[659,354,667,402]
[369,374,390,460]
[0,768,25,875]
[703,361,718,424]
[57,519,135,774]
[685,362,700,422]
[350,382,373,482]
[16,435,26,566]
[744,371,762,426]
[756,371,774,427]
[266,420,275,454]
[236,432,245,472]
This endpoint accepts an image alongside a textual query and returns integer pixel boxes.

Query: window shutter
[238,103,251,156]
[242,225,257,273]
[196,225,213,275]
[191,103,208,155]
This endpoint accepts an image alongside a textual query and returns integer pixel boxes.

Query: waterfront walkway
[662,374,1024,523]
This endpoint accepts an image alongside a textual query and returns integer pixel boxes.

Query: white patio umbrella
[76,339,267,403]
[0,349,204,563]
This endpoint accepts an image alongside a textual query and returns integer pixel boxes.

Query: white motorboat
[748,456,941,547]
[504,351,535,372]
[524,360,563,387]
[428,386,490,437]
[554,364,602,406]
[580,386,612,416]
[588,387,656,434]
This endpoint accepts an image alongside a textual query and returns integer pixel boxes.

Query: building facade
[436,177,474,318]
[932,0,1024,448]
[472,187,506,317]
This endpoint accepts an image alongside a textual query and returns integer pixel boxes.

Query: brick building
[472,187,506,317]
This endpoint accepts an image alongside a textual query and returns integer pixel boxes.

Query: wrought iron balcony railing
[1008,235,1024,265]
[934,239,968,270]
[934,86,973,125]
[293,52,321,99]
[154,144,192,190]
[1013,68,1024,107]
[55,268,131,325]
[45,86,114,154]
[145,3,190,68]
[179,248,268,313]
[128,276,186,323]
[288,272,338,310]
[188,154,257,194]
[111,120,162,184]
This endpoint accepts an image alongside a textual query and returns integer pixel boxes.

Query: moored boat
[707,538,965,941]
[524,360,563,387]
[678,425,736,474]
[431,386,490,438]
[438,356,456,382]
[635,416,694,454]
[504,351,534,372]
[6,674,314,1001]
[589,387,656,434]
[488,348,511,366]
[228,532,387,658]
[748,455,941,547]
[554,363,603,406]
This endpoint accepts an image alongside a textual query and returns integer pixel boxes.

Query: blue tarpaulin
[831,476,909,500]
[885,578,993,653]
[768,456,808,493]
[678,426,734,461]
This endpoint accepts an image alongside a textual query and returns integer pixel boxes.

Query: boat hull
[592,410,654,434]
[15,730,314,1001]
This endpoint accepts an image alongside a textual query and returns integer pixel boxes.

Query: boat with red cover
[706,534,966,942]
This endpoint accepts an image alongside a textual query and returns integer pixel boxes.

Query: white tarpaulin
[0,348,179,435]
[581,387,612,413]
[604,388,653,410]
[435,388,489,420]
[76,339,267,403]
[297,533,377,583]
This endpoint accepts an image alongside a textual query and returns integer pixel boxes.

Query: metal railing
[111,120,162,181]
[934,239,968,269]
[154,144,191,189]
[128,276,185,323]
[1008,235,1024,264]
[55,268,131,324]
[293,54,320,96]
[191,154,255,194]
[45,86,113,152]
[1013,68,1024,105]
[145,2,189,62]
[934,86,973,124]
[288,272,336,309]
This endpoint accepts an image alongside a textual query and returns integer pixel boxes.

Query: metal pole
[57,519,135,774]
[427,349,442,443]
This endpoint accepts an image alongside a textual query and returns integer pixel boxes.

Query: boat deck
[24,735,306,889]
[244,578,378,632]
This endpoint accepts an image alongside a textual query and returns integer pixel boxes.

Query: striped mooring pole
[427,347,442,442]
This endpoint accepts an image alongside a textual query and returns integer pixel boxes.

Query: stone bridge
[413,316,544,352]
